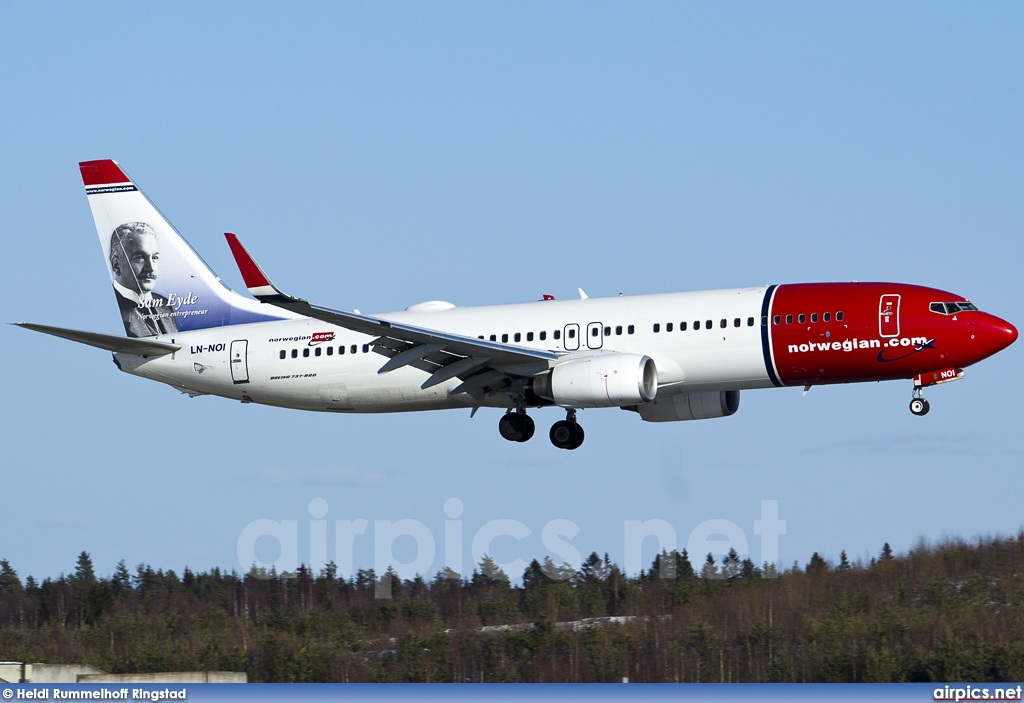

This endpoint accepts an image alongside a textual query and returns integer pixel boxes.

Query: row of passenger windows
[478,316,760,343]
[278,344,371,360]
[277,315,765,359]
[653,317,756,333]
[772,311,844,325]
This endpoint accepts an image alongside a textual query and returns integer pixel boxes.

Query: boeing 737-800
[13,160,1018,449]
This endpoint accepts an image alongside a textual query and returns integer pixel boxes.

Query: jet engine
[530,354,658,408]
[630,390,740,422]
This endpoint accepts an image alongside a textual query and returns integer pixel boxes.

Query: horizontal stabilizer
[11,323,181,356]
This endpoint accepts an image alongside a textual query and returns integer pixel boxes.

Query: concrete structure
[80,671,246,684]
[0,663,245,684]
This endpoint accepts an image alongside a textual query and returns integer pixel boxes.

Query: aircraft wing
[224,234,557,396]
[11,323,181,356]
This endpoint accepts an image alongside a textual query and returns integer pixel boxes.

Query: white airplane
[13,160,1018,449]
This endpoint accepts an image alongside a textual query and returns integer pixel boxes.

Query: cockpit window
[930,301,979,315]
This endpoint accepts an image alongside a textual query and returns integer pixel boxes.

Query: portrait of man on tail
[109,221,179,338]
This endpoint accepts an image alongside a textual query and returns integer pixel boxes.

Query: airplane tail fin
[80,160,289,337]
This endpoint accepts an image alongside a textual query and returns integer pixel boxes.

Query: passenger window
[748,317,755,326]
[315,347,322,357]
[836,312,844,321]
[568,329,576,339]
[339,346,345,355]
[554,330,561,340]
[489,334,496,342]
[362,344,369,353]
[811,313,818,323]
[279,350,286,360]
[720,319,727,329]
[327,346,333,356]
[707,320,713,329]
[680,321,687,331]
[604,326,611,336]
[653,323,660,333]
[734,318,740,328]
[627,325,635,335]
[798,314,806,324]
[350,345,357,354]
[514,332,521,342]
[291,349,298,358]
[527,332,534,342]
[478,335,484,339]
[539,331,547,341]
[824,312,831,322]
[303,348,310,357]
[786,315,793,324]
[615,325,622,335]
[666,322,673,332]
[694,320,700,330]
[501,334,508,343]
[591,328,598,337]
[773,315,781,325]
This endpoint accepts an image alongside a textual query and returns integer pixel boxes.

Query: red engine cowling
[633,390,740,422]
[531,354,658,408]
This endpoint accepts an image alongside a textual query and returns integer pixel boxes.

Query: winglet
[224,233,299,303]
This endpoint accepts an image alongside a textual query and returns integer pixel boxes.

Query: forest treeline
[2,535,1024,683]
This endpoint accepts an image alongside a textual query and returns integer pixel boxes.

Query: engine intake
[531,354,658,408]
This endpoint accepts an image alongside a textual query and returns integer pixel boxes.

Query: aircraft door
[563,323,580,351]
[586,322,604,349]
[230,340,250,384]
[879,295,901,338]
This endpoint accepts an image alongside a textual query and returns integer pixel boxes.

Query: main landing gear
[550,408,585,451]
[498,408,535,442]
[498,406,585,450]
[909,388,930,416]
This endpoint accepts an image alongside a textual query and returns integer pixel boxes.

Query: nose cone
[978,314,1018,358]
[997,317,1019,349]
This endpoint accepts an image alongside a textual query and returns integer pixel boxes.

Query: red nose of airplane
[979,314,1018,358]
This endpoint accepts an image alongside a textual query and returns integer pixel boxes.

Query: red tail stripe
[79,159,130,186]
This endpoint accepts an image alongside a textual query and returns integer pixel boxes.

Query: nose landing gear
[909,388,930,416]
[550,408,585,450]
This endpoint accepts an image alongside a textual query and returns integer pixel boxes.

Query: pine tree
[806,552,828,573]
[880,542,894,561]
[73,551,96,583]
[0,559,22,593]
[722,548,742,580]
[838,550,851,571]
[701,553,719,579]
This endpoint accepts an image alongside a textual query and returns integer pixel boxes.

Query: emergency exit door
[230,340,250,384]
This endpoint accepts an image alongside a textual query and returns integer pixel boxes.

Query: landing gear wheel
[909,398,930,416]
[567,423,585,450]
[550,420,585,450]
[499,412,535,442]
[517,414,536,442]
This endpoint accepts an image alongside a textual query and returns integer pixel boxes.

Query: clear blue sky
[2,2,1022,584]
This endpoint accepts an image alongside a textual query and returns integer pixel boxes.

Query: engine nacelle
[531,354,658,408]
[632,390,740,422]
